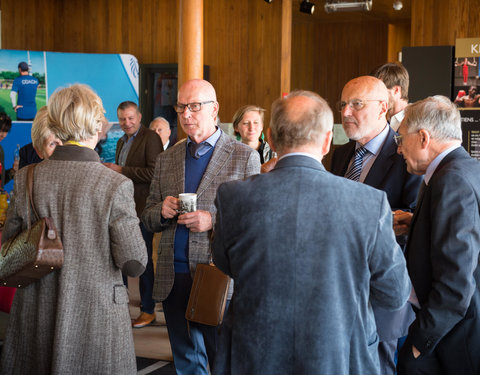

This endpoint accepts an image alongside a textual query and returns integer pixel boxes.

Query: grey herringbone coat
[0,145,147,375]
[142,131,260,301]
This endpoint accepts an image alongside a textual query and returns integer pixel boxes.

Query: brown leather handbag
[0,164,64,288]
[185,263,230,326]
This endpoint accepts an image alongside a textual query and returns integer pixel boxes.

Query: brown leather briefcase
[185,263,230,326]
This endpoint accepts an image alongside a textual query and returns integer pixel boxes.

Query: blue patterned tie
[345,146,368,181]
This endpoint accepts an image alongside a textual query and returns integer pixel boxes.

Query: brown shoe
[132,312,156,328]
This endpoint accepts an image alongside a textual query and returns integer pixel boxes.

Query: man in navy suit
[330,76,422,375]
[212,90,411,374]
[395,96,480,375]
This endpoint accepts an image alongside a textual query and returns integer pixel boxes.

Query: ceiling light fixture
[264,0,273,3]
[324,0,372,13]
[300,0,315,14]
[393,0,403,10]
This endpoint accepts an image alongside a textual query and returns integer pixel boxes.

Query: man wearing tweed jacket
[142,79,260,375]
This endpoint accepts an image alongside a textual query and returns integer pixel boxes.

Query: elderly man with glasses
[395,96,480,375]
[142,79,260,375]
[330,75,422,375]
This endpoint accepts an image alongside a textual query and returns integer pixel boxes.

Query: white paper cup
[178,193,197,214]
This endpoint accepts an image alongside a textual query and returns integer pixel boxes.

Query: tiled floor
[128,276,173,362]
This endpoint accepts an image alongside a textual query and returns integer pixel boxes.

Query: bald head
[340,76,389,145]
[344,76,389,101]
[178,79,217,102]
[270,90,333,157]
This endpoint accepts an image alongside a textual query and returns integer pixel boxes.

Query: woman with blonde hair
[0,84,147,375]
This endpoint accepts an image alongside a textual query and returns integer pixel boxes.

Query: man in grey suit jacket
[212,90,411,374]
[395,96,480,375]
[142,79,260,375]
[330,76,422,375]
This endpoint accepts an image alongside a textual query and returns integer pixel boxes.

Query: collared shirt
[163,140,170,151]
[389,109,405,132]
[424,144,461,185]
[118,128,140,166]
[348,124,390,183]
[186,127,221,158]
[279,152,323,166]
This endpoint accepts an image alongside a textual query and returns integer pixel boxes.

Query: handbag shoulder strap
[26,164,40,222]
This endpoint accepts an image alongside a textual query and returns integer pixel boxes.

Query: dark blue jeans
[139,222,155,313]
[163,272,222,375]
[123,223,155,314]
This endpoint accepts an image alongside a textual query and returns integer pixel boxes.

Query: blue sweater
[173,146,214,272]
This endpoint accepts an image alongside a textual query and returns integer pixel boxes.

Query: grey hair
[150,116,169,127]
[270,90,333,151]
[403,95,462,141]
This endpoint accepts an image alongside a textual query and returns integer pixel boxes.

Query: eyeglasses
[174,101,214,113]
[336,99,384,112]
[393,131,417,146]
[393,134,404,146]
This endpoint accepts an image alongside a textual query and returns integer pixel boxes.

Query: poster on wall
[0,50,46,121]
[459,111,480,159]
[0,49,139,191]
[454,38,480,160]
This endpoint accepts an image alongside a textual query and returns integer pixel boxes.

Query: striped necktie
[345,146,368,181]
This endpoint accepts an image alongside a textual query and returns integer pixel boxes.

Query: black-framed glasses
[336,99,384,112]
[174,101,214,113]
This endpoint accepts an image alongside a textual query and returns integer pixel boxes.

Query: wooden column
[177,0,204,139]
[280,0,292,96]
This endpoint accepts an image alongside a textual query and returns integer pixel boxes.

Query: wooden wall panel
[1,0,56,51]
[411,0,480,46]
[1,0,178,62]
[0,0,389,135]
[204,0,283,125]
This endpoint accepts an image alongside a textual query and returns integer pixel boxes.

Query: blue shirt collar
[360,124,390,155]
[121,127,141,143]
[186,127,221,148]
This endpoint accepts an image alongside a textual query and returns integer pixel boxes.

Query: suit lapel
[363,127,395,187]
[172,140,186,194]
[407,180,427,239]
[125,126,146,165]
[333,141,355,176]
[196,133,233,198]
[405,147,466,256]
